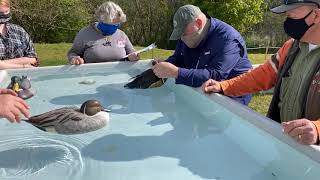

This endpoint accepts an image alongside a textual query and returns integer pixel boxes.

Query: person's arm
[3,29,38,67]
[22,29,38,64]
[0,60,33,70]
[3,57,37,65]
[219,39,294,97]
[218,62,278,96]
[124,33,140,61]
[124,33,135,55]
[176,40,248,87]
[67,30,86,63]
[166,41,185,67]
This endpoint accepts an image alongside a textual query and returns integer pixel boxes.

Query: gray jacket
[68,23,135,63]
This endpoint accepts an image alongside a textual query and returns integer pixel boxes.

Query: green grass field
[35,43,272,66]
[34,43,273,115]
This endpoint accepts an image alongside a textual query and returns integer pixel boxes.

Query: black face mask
[284,10,315,40]
[0,12,11,24]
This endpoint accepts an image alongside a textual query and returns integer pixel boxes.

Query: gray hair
[95,1,127,23]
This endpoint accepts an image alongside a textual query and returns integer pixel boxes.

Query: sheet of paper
[124,43,157,58]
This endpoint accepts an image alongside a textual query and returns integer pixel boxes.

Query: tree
[10,0,269,49]
[246,0,288,47]
[189,0,265,33]
[11,0,91,43]
[84,0,184,49]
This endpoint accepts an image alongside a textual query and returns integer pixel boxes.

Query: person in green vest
[202,0,320,145]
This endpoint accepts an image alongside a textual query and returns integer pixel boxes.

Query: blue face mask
[97,22,120,36]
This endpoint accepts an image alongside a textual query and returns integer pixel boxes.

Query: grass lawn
[35,43,272,66]
[34,43,273,115]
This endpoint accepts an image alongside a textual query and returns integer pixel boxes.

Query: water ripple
[0,135,85,179]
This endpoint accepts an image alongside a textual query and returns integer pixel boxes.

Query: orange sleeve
[312,121,320,144]
[219,39,295,97]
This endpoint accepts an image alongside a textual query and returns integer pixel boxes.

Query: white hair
[95,1,127,23]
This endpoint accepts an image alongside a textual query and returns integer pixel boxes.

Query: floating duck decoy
[24,100,110,135]
[7,76,35,100]
[124,61,167,89]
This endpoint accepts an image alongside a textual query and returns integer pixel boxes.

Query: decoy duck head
[80,100,110,116]
[11,76,21,83]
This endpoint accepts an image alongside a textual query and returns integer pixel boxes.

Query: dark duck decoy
[7,76,35,100]
[124,61,167,89]
[24,100,110,135]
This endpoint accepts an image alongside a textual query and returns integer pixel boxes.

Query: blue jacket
[167,18,252,105]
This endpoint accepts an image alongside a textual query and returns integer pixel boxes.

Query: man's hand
[0,94,30,123]
[70,56,85,65]
[27,58,38,65]
[152,62,178,78]
[282,119,319,145]
[31,58,40,67]
[128,52,140,61]
[0,89,17,96]
[201,79,222,93]
[153,58,165,64]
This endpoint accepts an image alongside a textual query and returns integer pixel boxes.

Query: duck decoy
[24,100,110,135]
[7,76,35,100]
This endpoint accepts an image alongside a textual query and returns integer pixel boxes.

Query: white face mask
[181,29,202,48]
[181,21,208,48]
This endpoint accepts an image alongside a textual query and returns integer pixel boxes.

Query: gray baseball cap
[169,5,202,40]
[271,0,320,14]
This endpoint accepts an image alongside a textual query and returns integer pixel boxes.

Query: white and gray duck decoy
[7,76,35,100]
[24,100,110,135]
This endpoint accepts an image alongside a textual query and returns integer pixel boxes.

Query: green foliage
[10,0,282,49]
[83,0,182,49]
[246,1,289,47]
[189,0,265,33]
[11,0,91,43]
[11,0,182,48]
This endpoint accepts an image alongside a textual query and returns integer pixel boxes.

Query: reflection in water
[0,136,84,179]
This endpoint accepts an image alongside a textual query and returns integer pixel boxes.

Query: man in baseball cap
[202,1,320,145]
[271,0,320,40]
[271,0,320,14]
[152,5,252,105]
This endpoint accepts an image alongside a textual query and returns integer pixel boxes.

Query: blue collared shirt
[167,18,252,105]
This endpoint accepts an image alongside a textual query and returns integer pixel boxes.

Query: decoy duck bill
[102,108,111,112]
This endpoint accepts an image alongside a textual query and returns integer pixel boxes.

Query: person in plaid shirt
[0,0,33,122]
[0,0,38,70]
